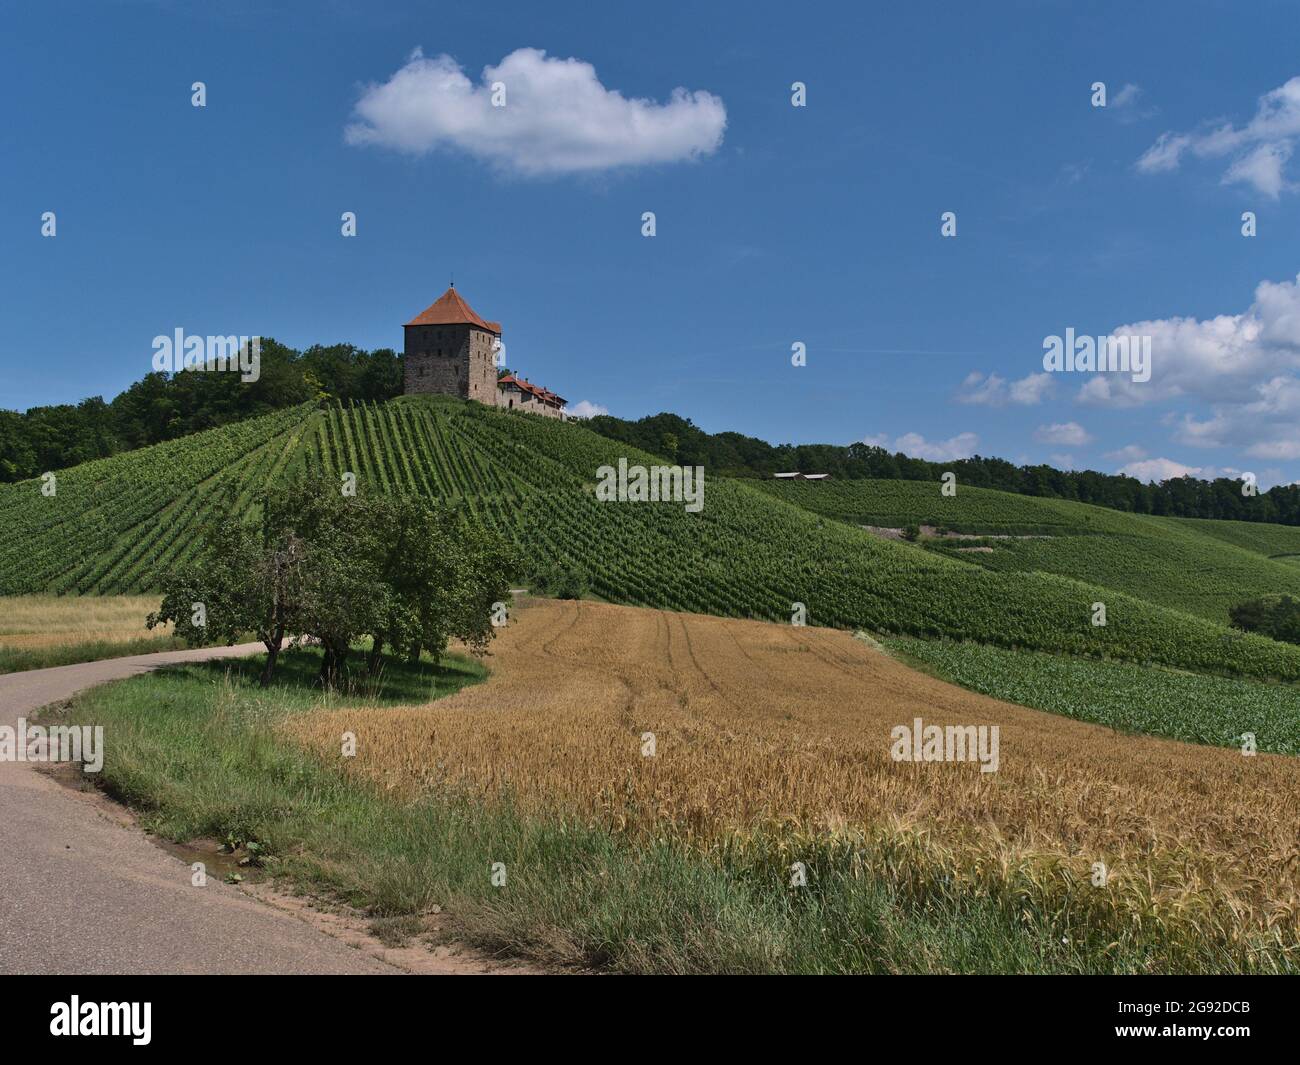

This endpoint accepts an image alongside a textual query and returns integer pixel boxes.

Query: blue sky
[4,0,1300,485]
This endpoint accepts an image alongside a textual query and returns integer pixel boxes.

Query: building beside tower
[403,286,567,419]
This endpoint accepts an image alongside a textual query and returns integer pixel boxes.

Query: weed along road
[0,645,406,975]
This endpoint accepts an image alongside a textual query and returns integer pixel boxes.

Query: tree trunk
[260,627,284,688]
[320,641,349,690]
[260,646,280,687]
[367,634,385,677]
[319,647,337,689]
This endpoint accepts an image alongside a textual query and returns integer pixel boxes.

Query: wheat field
[0,595,167,648]
[285,599,1300,953]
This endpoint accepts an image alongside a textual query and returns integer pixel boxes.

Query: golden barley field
[0,595,167,648]
[285,599,1300,947]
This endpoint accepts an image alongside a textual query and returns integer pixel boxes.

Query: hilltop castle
[403,286,567,419]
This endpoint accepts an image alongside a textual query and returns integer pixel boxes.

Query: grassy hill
[757,477,1300,624]
[3,395,1300,681]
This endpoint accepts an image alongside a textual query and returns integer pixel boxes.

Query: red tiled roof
[498,375,566,406]
[405,287,501,334]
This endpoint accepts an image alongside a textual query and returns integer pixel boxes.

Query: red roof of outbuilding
[498,375,566,406]
[405,287,501,334]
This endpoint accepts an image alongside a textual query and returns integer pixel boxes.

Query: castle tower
[403,285,502,404]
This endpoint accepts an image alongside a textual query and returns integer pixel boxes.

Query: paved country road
[0,645,407,975]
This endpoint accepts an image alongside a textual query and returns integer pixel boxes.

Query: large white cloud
[1075,272,1300,462]
[1137,76,1300,196]
[345,48,726,176]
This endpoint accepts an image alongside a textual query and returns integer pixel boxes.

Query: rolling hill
[1169,515,1300,563]
[3,394,1300,681]
[757,477,1300,624]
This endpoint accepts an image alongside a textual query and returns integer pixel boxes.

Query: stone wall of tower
[465,327,500,405]
[403,323,500,402]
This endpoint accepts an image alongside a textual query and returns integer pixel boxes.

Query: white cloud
[1137,75,1300,196]
[891,431,980,462]
[1117,457,1204,482]
[1116,457,1249,484]
[1076,273,1300,463]
[1034,421,1092,446]
[1136,131,1192,173]
[1112,83,1142,109]
[1009,373,1054,405]
[956,371,1052,406]
[1104,444,1148,463]
[1108,83,1156,124]
[345,47,726,176]
[1223,141,1292,197]
[565,399,609,419]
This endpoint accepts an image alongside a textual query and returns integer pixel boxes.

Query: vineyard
[1170,515,1300,560]
[0,404,313,597]
[4,394,1300,681]
[760,476,1300,623]
[753,477,1098,535]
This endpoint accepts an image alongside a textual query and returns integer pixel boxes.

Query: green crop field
[886,636,1300,755]
[759,476,1300,624]
[3,395,1300,682]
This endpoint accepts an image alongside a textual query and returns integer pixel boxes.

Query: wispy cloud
[956,371,1052,406]
[1034,421,1092,446]
[1137,75,1300,196]
[867,431,980,462]
[1108,83,1156,124]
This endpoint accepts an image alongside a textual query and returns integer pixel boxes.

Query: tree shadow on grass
[190,645,487,706]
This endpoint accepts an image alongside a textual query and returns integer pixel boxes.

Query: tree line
[585,411,1300,527]
[1230,596,1300,646]
[0,341,403,482]
[6,352,1299,526]
[148,478,516,689]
